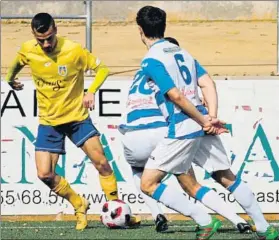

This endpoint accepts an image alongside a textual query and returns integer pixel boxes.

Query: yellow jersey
[7,36,101,126]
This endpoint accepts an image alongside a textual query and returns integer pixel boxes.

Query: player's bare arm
[198,74,229,134]
[198,74,218,118]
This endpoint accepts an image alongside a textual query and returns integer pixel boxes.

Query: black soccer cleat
[237,223,252,233]
[155,214,168,232]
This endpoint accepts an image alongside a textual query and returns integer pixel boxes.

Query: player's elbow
[198,74,215,89]
[168,88,183,103]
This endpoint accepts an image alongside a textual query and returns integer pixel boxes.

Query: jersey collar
[150,39,166,48]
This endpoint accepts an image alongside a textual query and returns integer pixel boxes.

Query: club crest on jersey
[58,65,67,76]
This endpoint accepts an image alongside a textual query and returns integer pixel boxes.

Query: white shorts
[145,135,231,175]
[145,137,201,174]
[193,135,231,173]
[121,127,167,167]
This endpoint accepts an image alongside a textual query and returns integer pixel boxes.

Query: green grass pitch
[1,220,279,239]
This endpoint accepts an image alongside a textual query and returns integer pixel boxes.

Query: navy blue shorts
[35,117,100,154]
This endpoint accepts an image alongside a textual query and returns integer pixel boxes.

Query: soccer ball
[100,200,132,229]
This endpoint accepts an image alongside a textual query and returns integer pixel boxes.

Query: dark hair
[31,13,55,33]
[164,37,179,46]
[136,6,166,39]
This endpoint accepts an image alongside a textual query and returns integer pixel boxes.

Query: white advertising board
[1,78,279,215]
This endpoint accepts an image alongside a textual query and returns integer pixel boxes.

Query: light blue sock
[153,183,211,226]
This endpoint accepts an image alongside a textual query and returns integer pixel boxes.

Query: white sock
[152,183,212,226]
[132,169,163,220]
[196,186,246,226]
[228,179,269,232]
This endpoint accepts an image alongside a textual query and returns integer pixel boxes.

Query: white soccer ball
[100,200,132,229]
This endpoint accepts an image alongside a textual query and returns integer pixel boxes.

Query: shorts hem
[127,162,146,168]
[35,147,66,155]
[76,130,100,147]
[210,166,231,174]
[144,165,177,174]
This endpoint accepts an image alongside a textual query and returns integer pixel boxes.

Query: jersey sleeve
[15,43,29,66]
[5,43,28,82]
[80,47,101,71]
[141,58,175,94]
[195,59,207,78]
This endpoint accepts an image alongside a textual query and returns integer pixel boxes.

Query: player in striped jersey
[134,6,278,240]
[118,39,251,236]
[119,67,168,232]
[119,67,215,233]
[119,63,252,237]
[120,34,279,238]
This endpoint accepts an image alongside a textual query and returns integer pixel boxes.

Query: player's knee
[95,160,112,175]
[37,172,55,186]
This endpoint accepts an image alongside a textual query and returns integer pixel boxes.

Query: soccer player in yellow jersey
[5,12,124,231]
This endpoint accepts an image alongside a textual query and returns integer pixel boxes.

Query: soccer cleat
[128,215,141,227]
[75,197,90,231]
[155,214,168,232]
[257,226,279,240]
[237,222,252,233]
[196,217,222,240]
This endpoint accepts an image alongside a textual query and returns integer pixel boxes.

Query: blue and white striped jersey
[141,39,208,139]
[118,69,167,132]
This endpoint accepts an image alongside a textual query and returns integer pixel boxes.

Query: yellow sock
[53,177,82,210]
[99,172,118,200]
